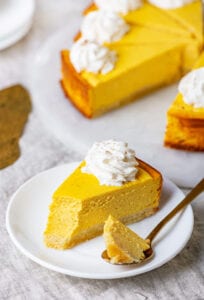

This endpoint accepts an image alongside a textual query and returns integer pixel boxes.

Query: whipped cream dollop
[178,68,204,108]
[94,0,142,14]
[148,0,194,9]
[81,11,130,45]
[82,140,139,186]
[70,38,117,74]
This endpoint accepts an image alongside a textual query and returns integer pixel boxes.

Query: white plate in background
[6,162,194,279]
[0,0,34,50]
[0,20,33,50]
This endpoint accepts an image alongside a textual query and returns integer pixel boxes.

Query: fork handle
[146,178,204,242]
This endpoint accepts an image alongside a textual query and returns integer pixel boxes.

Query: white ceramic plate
[28,17,204,189]
[0,0,34,50]
[6,162,194,279]
[0,20,33,50]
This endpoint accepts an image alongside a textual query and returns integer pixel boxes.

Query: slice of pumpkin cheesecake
[164,52,204,151]
[44,140,162,249]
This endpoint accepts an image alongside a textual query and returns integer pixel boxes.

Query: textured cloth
[0,1,204,299]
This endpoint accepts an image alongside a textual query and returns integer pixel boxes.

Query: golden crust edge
[61,50,93,118]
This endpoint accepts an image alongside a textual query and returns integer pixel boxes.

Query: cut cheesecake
[44,159,162,249]
[61,42,191,118]
[164,95,204,151]
[164,52,204,151]
[103,215,150,264]
[61,0,203,118]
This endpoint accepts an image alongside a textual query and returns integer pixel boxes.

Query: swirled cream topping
[94,0,142,14]
[81,11,130,45]
[70,39,117,74]
[148,0,194,9]
[82,140,139,186]
[178,68,204,108]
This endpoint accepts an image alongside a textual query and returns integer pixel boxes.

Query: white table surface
[0,1,203,299]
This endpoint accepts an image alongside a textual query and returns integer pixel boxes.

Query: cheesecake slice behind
[164,51,204,151]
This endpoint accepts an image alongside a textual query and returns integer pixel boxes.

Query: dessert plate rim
[0,0,35,38]
[0,19,33,51]
[6,162,194,279]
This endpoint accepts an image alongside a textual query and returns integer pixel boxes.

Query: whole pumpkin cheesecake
[164,52,204,151]
[44,140,162,249]
[61,0,203,118]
